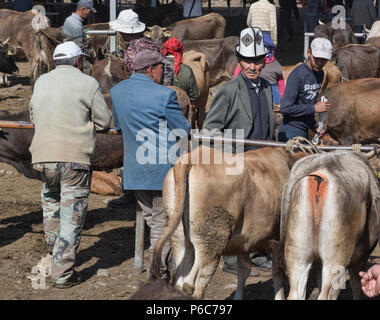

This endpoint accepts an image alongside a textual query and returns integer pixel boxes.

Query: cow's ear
[144,31,152,39]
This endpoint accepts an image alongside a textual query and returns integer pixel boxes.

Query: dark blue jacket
[280,63,324,131]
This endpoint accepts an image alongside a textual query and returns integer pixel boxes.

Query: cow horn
[363,25,371,33]
[319,19,325,25]
[1,37,10,46]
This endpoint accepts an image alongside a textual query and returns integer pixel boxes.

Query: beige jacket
[29,65,112,165]
[247,0,277,44]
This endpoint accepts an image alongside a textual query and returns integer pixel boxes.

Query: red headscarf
[162,37,183,76]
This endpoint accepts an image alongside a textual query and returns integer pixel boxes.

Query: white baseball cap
[310,37,333,60]
[236,27,268,59]
[53,41,83,60]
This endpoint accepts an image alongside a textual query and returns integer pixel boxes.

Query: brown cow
[272,151,380,300]
[320,78,380,145]
[182,50,209,129]
[151,145,306,299]
[183,37,239,87]
[333,44,380,80]
[314,21,357,50]
[282,61,341,90]
[144,13,226,47]
[0,9,51,87]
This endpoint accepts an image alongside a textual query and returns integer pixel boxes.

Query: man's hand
[359,264,380,298]
[314,101,331,113]
[316,128,326,138]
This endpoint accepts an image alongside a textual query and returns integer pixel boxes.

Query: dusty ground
[0,3,379,301]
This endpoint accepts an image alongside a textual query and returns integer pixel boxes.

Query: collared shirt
[241,73,262,95]
[62,13,84,39]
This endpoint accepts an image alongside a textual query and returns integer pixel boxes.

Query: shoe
[53,272,81,289]
[222,265,259,277]
[251,260,272,273]
[106,192,136,208]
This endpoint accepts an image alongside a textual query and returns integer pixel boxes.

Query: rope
[285,136,323,156]
[101,32,124,58]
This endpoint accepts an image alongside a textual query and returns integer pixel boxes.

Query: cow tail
[150,154,192,280]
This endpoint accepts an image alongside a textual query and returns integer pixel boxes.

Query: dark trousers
[279,7,294,40]
[278,123,309,142]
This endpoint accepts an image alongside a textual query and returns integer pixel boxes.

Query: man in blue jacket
[110,48,190,277]
[278,37,332,142]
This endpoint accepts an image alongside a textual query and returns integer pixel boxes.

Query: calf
[151,145,305,299]
[0,38,18,75]
[273,151,380,300]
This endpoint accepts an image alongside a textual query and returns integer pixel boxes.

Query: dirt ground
[0,2,379,301]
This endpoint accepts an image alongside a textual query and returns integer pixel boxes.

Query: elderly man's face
[239,57,265,83]
[149,63,163,84]
[77,7,92,19]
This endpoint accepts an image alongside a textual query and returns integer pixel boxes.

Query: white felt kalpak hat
[236,27,268,59]
[109,9,146,34]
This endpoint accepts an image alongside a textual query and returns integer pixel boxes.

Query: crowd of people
[25,0,380,298]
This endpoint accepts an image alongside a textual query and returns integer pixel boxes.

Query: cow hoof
[182,283,194,295]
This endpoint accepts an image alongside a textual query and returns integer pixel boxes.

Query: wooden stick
[0,121,120,135]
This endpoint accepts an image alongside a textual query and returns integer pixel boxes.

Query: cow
[144,13,226,47]
[314,21,357,50]
[319,78,380,145]
[332,44,380,80]
[150,145,306,299]
[365,36,380,47]
[0,38,18,75]
[0,110,124,195]
[272,151,380,300]
[182,50,209,129]
[364,20,380,40]
[282,61,341,90]
[182,37,239,87]
[0,9,51,87]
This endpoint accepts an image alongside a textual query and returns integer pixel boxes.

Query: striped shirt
[247,0,277,44]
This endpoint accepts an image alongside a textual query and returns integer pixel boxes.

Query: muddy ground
[0,3,379,301]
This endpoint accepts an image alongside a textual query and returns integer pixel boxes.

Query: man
[109,9,146,68]
[351,0,376,42]
[303,0,325,33]
[13,0,33,12]
[110,48,190,277]
[162,37,200,100]
[62,0,97,75]
[247,0,277,46]
[203,27,275,275]
[107,9,150,208]
[29,41,112,288]
[278,37,332,142]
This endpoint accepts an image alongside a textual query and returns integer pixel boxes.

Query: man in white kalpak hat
[109,9,146,44]
[203,27,276,276]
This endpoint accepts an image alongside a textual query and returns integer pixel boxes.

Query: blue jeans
[272,84,281,105]
[278,123,308,142]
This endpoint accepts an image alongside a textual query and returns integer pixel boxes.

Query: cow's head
[30,9,50,32]
[144,26,172,47]
[0,38,19,75]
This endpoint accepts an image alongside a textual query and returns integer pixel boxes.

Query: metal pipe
[86,30,116,35]
[109,0,116,53]
[191,134,378,152]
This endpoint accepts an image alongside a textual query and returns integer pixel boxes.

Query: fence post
[134,207,145,273]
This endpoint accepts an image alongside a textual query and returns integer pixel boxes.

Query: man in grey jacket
[62,0,97,74]
[203,27,275,275]
[29,41,112,289]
